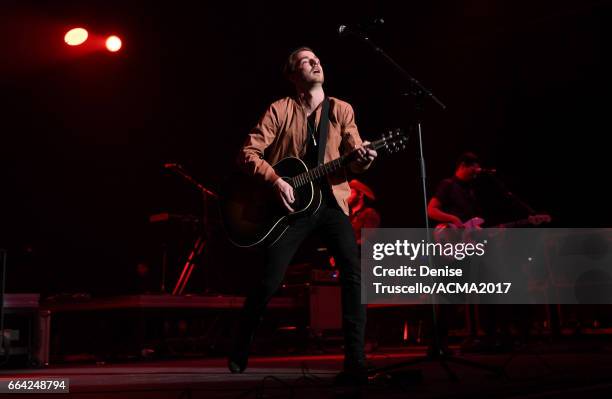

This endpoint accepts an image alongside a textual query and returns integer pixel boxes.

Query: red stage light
[64,28,88,46]
[105,35,122,52]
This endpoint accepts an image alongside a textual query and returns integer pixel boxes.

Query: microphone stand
[341,28,502,381]
[165,164,218,295]
[486,176,561,338]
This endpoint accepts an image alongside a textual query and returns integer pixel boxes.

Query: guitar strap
[316,97,330,165]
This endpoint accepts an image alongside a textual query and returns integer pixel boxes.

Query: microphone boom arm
[165,163,218,199]
[341,29,446,110]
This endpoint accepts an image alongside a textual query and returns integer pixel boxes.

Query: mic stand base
[369,349,505,383]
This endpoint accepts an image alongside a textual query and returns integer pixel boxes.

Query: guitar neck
[291,139,388,188]
[498,220,530,228]
[498,216,548,228]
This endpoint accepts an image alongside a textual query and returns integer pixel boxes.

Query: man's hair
[456,152,480,168]
[283,46,314,79]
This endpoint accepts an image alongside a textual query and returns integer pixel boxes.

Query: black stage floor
[3,342,612,398]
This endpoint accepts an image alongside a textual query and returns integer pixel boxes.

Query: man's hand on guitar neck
[350,141,378,173]
[273,178,295,212]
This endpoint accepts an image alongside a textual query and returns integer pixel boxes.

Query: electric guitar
[220,129,407,247]
[433,214,552,243]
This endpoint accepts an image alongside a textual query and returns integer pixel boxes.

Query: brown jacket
[237,96,366,215]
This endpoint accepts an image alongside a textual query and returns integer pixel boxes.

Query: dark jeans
[234,199,366,368]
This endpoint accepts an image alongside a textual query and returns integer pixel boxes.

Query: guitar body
[219,157,321,247]
[433,217,485,244]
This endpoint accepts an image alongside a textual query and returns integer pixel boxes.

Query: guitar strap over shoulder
[317,97,330,165]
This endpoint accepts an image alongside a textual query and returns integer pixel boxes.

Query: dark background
[1,0,610,295]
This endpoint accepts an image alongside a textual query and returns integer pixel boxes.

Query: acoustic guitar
[220,129,407,247]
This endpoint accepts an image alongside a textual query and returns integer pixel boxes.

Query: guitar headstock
[375,128,408,154]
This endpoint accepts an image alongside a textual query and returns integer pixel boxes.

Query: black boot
[227,331,252,373]
[227,315,261,373]
[228,350,248,374]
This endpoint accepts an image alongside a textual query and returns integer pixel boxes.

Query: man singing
[229,47,377,385]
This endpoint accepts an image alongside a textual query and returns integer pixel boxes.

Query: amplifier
[1,293,40,367]
[310,268,340,283]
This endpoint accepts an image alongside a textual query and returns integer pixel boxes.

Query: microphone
[338,18,384,35]
[164,163,184,171]
[337,25,350,35]
[477,167,497,175]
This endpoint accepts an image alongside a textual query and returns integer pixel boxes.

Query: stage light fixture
[64,28,88,46]
[105,35,122,52]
